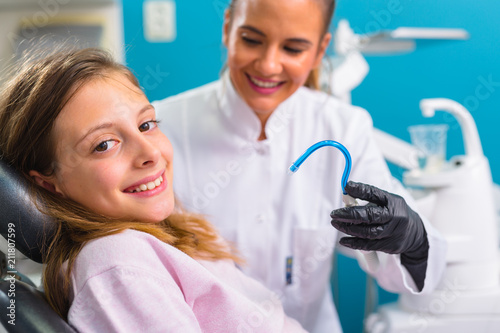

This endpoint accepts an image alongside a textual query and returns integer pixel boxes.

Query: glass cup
[408,124,449,173]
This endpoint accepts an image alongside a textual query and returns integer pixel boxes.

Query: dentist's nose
[255,45,282,76]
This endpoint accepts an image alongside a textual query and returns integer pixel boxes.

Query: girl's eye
[139,120,159,132]
[94,140,118,153]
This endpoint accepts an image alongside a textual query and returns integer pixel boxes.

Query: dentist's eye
[139,120,160,132]
[94,140,118,153]
[242,36,261,46]
[284,46,303,54]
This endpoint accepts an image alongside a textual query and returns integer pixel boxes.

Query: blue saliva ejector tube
[289,140,358,207]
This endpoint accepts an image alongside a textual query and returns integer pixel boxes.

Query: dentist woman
[154,0,446,331]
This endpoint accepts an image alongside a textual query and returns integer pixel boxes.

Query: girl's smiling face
[32,73,175,222]
[223,0,331,122]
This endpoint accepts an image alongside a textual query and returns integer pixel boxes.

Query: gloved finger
[331,220,387,239]
[344,181,389,206]
[330,203,390,224]
[339,237,395,253]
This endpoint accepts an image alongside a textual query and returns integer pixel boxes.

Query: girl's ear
[29,170,65,196]
[313,32,332,69]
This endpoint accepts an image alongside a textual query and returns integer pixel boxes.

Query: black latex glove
[331,181,429,291]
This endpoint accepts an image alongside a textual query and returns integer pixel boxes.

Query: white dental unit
[329,20,500,332]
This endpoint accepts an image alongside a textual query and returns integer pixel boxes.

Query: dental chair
[0,159,76,332]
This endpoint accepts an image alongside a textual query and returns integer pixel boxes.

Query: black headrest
[0,159,55,263]
[0,279,77,332]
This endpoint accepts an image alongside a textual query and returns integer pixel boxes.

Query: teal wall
[122,1,500,332]
[122,0,226,101]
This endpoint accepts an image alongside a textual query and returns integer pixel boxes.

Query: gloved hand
[330,181,429,291]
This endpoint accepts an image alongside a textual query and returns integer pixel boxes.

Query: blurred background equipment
[0,0,124,79]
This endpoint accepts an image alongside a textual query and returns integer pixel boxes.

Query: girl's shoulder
[71,230,190,287]
[77,229,161,259]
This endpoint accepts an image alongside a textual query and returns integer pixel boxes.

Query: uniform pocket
[290,227,336,303]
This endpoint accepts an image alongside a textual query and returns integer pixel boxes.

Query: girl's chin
[131,210,173,224]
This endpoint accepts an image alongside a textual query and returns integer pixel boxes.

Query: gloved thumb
[344,181,389,206]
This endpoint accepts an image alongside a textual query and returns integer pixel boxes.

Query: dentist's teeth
[139,184,148,191]
[154,178,161,186]
[147,182,155,190]
[249,76,280,88]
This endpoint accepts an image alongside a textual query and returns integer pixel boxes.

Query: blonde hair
[227,0,336,90]
[0,48,240,319]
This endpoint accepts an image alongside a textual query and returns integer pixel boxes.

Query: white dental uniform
[153,73,446,333]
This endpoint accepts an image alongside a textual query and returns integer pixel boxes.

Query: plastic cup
[408,124,448,173]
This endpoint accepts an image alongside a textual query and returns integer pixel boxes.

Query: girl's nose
[133,135,161,168]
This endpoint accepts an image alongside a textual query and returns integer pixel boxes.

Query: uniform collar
[217,71,294,142]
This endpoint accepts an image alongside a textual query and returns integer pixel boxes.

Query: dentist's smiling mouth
[245,73,286,91]
[247,74,284,88]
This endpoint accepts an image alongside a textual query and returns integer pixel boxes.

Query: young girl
[0,48,306,332]
[153,0,447,331]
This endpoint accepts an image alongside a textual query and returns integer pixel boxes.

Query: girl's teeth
[130,175,164,193]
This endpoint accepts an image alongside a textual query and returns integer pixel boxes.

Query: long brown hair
[0,48,239,319]
[227,0,336,90]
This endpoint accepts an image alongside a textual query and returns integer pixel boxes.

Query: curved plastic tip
[289,164,299,173]
[342,194,358,207]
